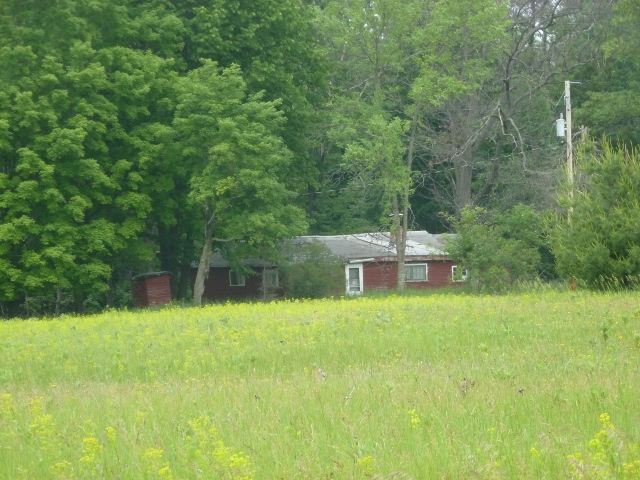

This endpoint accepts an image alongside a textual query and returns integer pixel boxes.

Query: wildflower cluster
[568,413,640,478]
[186,415,254,479]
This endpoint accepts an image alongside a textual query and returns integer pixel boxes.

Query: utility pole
[565,80,573,186]
[564,81,581,184]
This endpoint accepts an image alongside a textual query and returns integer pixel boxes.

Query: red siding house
[296,231,459,294]
[190,257,281,302]
[194,231,461,301]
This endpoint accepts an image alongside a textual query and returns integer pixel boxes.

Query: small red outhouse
[131,271,172,307]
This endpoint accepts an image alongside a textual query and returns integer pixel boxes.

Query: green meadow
[1,292,640,479]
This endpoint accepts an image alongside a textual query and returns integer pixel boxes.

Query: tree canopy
[550,142,640,289]
[2,0,639,316]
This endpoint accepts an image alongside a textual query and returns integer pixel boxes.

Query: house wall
[194,267,272,301]
[362,262,396,290]
[362,260,457,290]
[195,260,458,301]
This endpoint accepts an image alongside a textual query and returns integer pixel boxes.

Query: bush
[550,142,640,289]
[278,240,345,299]
[446,205,550,292]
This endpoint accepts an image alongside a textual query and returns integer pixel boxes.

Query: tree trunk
[396,112,419,292]
[73,290,84,315]
[193,233,212,306]
[453,149,474,214]
[393,194,405,292]
[193,204,215,306]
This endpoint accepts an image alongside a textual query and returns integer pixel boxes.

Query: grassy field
[1,291,640,479]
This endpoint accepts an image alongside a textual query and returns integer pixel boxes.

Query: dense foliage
[0,0,322,315]
[550,143,640,289]
[1,0,638,315]
[278,240,345,299]
[446,204,550,291]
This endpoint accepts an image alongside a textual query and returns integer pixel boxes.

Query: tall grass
[1,292,639,478]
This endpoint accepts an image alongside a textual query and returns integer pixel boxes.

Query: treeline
[1,0,638,316]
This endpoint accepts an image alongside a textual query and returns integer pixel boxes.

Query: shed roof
[131,271,172,281]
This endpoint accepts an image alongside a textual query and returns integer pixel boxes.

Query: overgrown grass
[1,292,640,478]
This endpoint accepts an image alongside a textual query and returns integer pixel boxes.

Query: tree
[0,0,327,315]
[340,114,410,288]
[144,0,329,300]
[172,61,308,305]
[0,0,176,314]
[417,0,614,216]
[446,205,546,291]
[170,0,328,187]
[575,0,640,146]
[550,142,640,289]
[320,0,508,291]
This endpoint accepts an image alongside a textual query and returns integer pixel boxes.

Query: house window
[452,265,468,282]
[264,269,279,289]
[346,264,363,294]
[229,270,245,287]
[406,264,427,282]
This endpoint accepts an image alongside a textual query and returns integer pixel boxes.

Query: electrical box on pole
[556,113,565,137]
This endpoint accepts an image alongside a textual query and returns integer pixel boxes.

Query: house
[192,231,461,301]
[190,255,281,301]
[294,231,458,294]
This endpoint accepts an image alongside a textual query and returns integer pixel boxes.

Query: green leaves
[341,114,410,205]
[172,61,307,303]
[0,0,176,305]
[447,205,545,291]
[550,143,640,288]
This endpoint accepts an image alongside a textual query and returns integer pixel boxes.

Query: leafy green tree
[142,0,329,300]
[575,0,640,146]
[447,205,545,291]
[418,0,613,216]
[170,0,328,180]
[550,142,640,289]
[340,114,411,287]
[1,0,323,314]
[320,0,508,290]
[172,61,308,305]
[0,0,178,314]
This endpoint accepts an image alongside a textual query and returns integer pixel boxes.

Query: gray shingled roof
[203,231,451,267]
[288,231,449,261]
[206,254,273,268]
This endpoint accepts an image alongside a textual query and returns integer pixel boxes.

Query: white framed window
[406,264,428,282]
[452,265,468,282]
[345,264,363,294]
[264,269,279,288]
[229,270,246,287]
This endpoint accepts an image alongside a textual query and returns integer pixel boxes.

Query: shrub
[278,240,345,298]
[446,204,549,292]
[550,142,640,289]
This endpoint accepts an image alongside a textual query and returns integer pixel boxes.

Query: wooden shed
[131,271,172,307]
